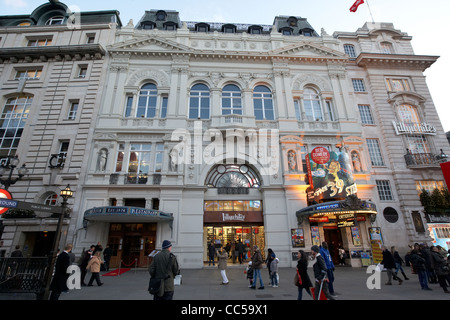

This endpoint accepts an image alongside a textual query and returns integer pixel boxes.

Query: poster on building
[311,226,320,246]
[351,226,361,246]
[369,227,384,264]
[291,228,305,247]
[307,147,357,201]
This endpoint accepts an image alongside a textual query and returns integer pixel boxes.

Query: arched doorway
[203,163,265,264]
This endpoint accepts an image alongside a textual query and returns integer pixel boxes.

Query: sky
[2,0,449,132]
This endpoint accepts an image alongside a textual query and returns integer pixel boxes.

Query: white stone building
[0,1,121,257]
[1,3,448,269]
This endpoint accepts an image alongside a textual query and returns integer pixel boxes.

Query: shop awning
[84,206,173,228]
[296,196,377,224]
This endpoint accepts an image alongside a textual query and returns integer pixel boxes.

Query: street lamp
[0,156,28,190]
[42,184,73,300]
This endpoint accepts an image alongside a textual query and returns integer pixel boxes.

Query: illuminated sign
[392,121,436,135]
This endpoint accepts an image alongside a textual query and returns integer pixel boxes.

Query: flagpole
[365,0,375,23]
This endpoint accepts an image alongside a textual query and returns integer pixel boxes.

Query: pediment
[108,35,193,53]
[271,42,347,59]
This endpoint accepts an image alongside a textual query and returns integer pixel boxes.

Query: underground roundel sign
[0,189,12,215]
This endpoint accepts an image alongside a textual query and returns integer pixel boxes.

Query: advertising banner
[307,147,357,201]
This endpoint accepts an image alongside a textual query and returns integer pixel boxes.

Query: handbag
[294,269,303,287]
[148,253,173,296]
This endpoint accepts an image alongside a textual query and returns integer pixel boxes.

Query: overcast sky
[3,0,449,133]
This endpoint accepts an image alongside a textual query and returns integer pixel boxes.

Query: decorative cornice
[356,53,439,71]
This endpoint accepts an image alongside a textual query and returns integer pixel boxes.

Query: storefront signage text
[392,121,437,136]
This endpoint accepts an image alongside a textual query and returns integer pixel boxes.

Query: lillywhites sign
[392,121,437,135]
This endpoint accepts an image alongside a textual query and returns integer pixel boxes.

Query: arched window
[189,84,210,119]
[44,193,58,206]
[0,95,32,157]
[303,87,323,121]
[397,104,420,125]
[253,85,274,120]
[137,83,158,118]
[205,164,261,188]
[222,84,242,115]
[45,16,64,25]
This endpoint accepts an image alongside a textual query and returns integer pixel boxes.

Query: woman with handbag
[295,250,312,300]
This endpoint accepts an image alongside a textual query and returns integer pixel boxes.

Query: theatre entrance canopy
[84,206,173,229]
[296,195,377,225]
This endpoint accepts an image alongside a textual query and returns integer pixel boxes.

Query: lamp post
[42,184,73,300]
[0,156,28,190]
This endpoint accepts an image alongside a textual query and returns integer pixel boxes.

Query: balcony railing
[109,173,162,185]
[404,150,448,167]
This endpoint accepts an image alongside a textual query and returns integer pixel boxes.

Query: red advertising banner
[440,161,450,188]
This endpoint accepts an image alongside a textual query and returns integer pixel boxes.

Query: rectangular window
[386,78,410,92]
[415,180,444,195]
[0,96,32,157]
[366,139,385,166]
[154,143,164,173]
[358,105,374,125]
[124,96,133,117]
[352,79,366,92]
[67,101,79,120]
[325,101,335,121]
[77,66,88,78]
[293,99,302,121]
[27,38,52,47]
[160,97,168,118]
[15,68,42,80]
[344,44,356,58]
[376,180,393,201]
[115,144,125,172]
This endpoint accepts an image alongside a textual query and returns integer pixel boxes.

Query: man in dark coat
[381,246,402,285]
[149,240,179,300]
[311,245,335,300]
[49,243,73,300]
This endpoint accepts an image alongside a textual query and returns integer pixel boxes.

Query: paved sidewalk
[51,265,450,301]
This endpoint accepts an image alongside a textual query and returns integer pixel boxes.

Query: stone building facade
[1,3,448,269]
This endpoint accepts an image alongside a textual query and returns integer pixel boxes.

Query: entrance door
[121,236,141,267]
[323,228,342,264]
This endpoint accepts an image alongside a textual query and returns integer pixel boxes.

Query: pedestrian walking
[311,245,335,300]
[295,250,312,300]
[270,257,279,287]
[320,242,336,295]
[410,244,432,290]
[49,243,73,300]
[338,246,346,266]
[421,243,437,284]
[103,244,112,271]
[381,246,403,285]
[148,240,180,300]
[250,245,264,289]
[391,246,409,280]
[79,245,95,286]
[266,248,275,280]
[207,241,216,266]
[246,261,254,287]
[86,250,104,287]
[430,245,450,293]
[217,247,229,285]
[236,239,245,264]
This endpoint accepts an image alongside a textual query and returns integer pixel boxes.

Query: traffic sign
[0,188,12,215]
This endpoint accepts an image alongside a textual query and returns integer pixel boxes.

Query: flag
[350,0,364,12]
[440,161,450,189]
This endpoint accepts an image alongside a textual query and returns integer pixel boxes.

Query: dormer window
[141,21,156,30]
[45,16,64,25]
[164,21,178,31]
[222,24,237,34]
[156,10,167,21]
[248,25,263,34]
[195,23,210,33]
[279,27,293,35]
[300,28,313,37]
[287,16,298,27]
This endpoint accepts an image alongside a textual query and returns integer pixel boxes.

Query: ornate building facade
[1,3,448,269]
